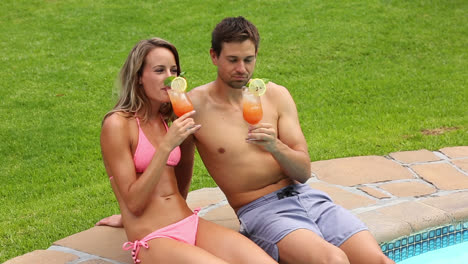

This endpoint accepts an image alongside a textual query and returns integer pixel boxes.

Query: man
[187,16,394,264]
[98,16,394,264]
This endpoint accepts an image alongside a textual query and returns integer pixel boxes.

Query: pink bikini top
[133,116,181,173]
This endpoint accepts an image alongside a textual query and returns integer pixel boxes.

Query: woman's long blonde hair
[104,37,181,123]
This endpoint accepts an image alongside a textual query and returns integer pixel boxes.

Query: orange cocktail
[242,87,263,124]
[167,89,194,117]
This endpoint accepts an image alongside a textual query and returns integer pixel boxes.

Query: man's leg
[277,229,350,264]
[339,230,396,264]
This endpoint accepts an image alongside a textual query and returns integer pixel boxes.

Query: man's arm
[247,82,311,183]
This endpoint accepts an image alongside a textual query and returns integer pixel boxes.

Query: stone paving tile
[411,163,468,190]
[420,191,468,222]
[379,181,437,197]
[310,155,414,186]
[373,201,452,232]
[53,226,132,264]
[389,149,441,164]
[440,146,468,158]
[186,187,226,209]
[452,158,468,173]
[308,182,376,209]
[3,250,78,264]
[79,260,116,264]
[357,210,413,243]
[202,204,239,231]
[358,186,391,199]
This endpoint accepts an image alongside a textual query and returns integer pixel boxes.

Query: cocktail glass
[242,86,263,124]
[167,89,194,117]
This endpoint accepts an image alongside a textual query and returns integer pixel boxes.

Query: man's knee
[324,248,350,264]
[279,246,350,264]
[358,252,394,264]
[304,248,350,264]
[377,254,395,264]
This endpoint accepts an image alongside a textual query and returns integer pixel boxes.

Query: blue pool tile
[388,251,394,260]
[429,239,435,250]
[401,246,408,260]
[408,245,414,257]
[381,244,387,251]
[442,226,448,234]
[395,240,401,247]
[423,232,428,240]
[436,237,441,249]
[415,243,421,255]
[394,249,400,262]
[415,234,421,242]
[422,241,429,253]
[442,235,448,247]
[449,234,455,245]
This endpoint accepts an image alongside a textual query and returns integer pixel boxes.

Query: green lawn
[1,0,467,261]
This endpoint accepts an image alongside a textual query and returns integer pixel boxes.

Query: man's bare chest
[195,111,250,155]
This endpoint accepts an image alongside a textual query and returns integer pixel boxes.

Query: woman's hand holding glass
[164,110,200,149]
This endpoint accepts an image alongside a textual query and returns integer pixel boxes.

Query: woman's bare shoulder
[102,112,134,131]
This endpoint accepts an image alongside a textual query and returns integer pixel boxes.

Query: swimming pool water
[398,241,468,263]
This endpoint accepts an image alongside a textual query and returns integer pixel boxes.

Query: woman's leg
[137,237,230,264]
[195,218,278,263]
[339,230,395,264]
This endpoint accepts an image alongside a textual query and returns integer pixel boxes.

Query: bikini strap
[123,240,148,264]
[135,116,141,127]
[159,114,169,131]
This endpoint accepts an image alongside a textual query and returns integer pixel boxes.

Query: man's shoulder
[265,81,292,99]
[188,82,213,109]
[188,82,212,96]
[267,81,288,90]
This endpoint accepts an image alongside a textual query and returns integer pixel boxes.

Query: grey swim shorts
[236,183,368,261]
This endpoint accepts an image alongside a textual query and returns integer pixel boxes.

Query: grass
[1,0,467,261]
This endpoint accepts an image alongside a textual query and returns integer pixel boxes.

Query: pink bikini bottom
[123,208,200,263]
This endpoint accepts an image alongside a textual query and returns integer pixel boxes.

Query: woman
[100,37,276,264]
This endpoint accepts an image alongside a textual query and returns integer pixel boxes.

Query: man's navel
[218,147,226,154]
